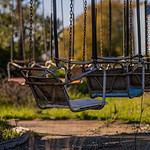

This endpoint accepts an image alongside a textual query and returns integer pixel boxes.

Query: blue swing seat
[87,67,144,99]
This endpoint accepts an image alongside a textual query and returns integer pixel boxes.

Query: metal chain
[82,0,87,62]
[108,0,112,57]
[100,0,103,57]
[29,0,34,61]
[129,0,133,56]
[68,0,74,79]
[145,0,149,57]
[147,11,150,58]
[123,0,126,54]
[61,0,66,53]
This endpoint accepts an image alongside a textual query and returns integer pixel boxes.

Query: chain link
[129,0,133,56]
[123,0,126,53]
[29,0,34,60]
[145,0,149,57]
[147,13,150,57]
[82,0,87,62]
[68,0,74,79]
[100,0,103,57]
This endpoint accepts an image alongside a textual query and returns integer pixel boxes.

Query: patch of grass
[0,95,150,123]
[0,119,20,142]
[0,119,9,128]
[1,128,20,141]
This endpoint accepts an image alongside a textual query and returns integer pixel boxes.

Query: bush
[0,79,35,107]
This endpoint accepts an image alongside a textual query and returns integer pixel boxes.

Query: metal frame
[21,67,106,112]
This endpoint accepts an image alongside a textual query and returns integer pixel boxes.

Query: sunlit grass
[0,94,150,123]
[0,119,21,142]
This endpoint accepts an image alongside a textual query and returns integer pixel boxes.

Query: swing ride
[6,0,150,112]
[7,0,51,85]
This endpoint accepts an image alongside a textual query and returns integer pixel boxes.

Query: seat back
[87,68,128,96]
[27,77,69,108]
[130,67,150,90]
[130,67,143,87]
[145,70,150,90]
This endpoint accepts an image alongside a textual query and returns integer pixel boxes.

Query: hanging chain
[29,0,34,61]
[108,0,112,57]
[100,0,103,57]
[147,8,150,58]
[129,0,133,57]
[68,0,74,79]
[82,0,87,63]
[61,0,66,53]
[145,0,149,57]
[123,0,126,54]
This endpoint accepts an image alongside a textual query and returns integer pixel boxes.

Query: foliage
[0,80,34,107]
[0,119,9,128]
[0,0,126,71]
[59,0,124,60]
[1,128,20,141]
[0,119,20,142]
[0,0,55,69]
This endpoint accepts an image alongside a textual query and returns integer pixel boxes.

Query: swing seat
[87,68,144,98]
[7,61,26,85]
[91,87,143,98]
[69,99,105,111]
[25,75,105,112]
[128,87,143,98]
[8,77,25,85]
[130,66,150,91]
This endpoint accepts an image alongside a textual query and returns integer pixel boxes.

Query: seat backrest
[130,67,143,87]
[87,68,128,93]
[145,70,150,89]
[130,67,150,89]
[27,77,69,108]
[108,69,128,91]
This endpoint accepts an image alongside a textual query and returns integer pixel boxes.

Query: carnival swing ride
[7,0,150,112]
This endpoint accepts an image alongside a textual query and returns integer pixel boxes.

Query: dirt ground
[9,120,150,150]
[9,120,142,136]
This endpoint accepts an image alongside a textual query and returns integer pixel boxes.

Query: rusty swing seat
[7,60,47,85]
[7,77,25,85]
[7,61,27,85]
[21,67,106,112]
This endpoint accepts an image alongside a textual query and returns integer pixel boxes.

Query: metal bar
[123,0,126,56]
[136,0,142,56]
[145,0,148,57]
[91,0,97,61]
[42,0,48,55]
[53,0,59,63]
[50,5,53,60]
[126,0,130,56]
[11,0,15,61]
[72,3,75,59]
[108,0,112,57]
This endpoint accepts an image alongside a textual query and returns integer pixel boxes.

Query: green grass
[0,119,21,142]
[0,95,150,123]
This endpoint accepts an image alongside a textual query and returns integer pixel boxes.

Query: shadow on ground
[29,132,150,150]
